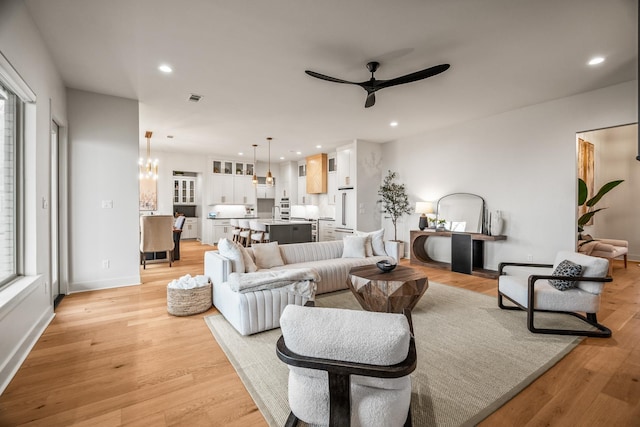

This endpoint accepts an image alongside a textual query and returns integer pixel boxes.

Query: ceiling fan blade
[377,63,450,89]
[305,70,358,85]
[364,91,376,108]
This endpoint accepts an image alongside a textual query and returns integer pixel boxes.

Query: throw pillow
[252,241,285,269]
[342,235,367,258]
[217,238,245,273]
[353,230,373,256]
[354,229,386,256]
[235,241,257,273]
[549,259,582,291]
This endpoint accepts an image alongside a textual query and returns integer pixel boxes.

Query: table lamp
[415,202,434,230]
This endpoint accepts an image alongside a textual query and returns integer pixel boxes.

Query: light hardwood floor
[0,241,638,426]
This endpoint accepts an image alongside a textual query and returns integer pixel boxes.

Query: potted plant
[578,178,623,233]
[378,170,412,260]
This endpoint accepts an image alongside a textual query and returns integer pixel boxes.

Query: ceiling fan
[305,61,450,108]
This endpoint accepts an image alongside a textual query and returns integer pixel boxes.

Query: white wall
[0,0,66,393]
[580,124,639,259]
[67,89,140,292]
[381,80,637,268]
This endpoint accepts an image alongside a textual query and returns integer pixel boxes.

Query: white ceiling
[24,0,637,162]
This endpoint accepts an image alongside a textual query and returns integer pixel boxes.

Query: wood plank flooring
[0,240,638,426]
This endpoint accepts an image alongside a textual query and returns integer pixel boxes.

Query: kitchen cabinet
[173,177,196,205]
[306,153,327,194]
[327,171,337,205]
[336,145,355,189]
[207,219,232,245]
[297,160,311,204]
[318,219,335,241]
[181,217,199,239]
[210,174,234,204]
[278,161,297,200]
[235,175,257,204]
[210,159,257,204]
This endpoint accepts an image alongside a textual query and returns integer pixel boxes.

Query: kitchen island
[260,220,313,244]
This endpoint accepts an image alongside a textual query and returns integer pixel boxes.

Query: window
[0,82,20,287]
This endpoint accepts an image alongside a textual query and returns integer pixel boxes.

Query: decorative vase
[490,210,504,236]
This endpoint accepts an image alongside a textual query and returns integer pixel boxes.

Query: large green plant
[577,178,623,232]
[378,170,412,241]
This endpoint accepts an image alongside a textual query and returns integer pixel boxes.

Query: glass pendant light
[265,137,274,187]
[252,144,258,186]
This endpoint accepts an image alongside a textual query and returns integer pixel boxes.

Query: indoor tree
[378,170,412,241]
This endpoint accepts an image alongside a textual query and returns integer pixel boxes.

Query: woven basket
[167,282,212,316]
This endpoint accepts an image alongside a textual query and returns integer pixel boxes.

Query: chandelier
[266,137,274,187]
[139,131,159,180]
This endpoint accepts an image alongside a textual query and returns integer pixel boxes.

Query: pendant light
[251,144,258,186]
[265,137,274,187]
[138,131,159,180]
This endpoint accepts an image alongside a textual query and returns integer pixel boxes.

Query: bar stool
[250,220,268,245]
[238,219,251,247]
[230,218,241,243]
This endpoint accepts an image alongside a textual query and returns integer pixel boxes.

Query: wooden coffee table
[347,264,429,313]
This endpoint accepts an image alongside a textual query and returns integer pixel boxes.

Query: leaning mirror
[436,193,485,233]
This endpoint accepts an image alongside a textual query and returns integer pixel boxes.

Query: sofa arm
[204,251,231,286]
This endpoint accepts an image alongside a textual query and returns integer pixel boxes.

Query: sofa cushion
[342,235,367,258]
[218,238,244,273]
[237,243,257,272]
[271,255,393,294]
[355,228,387,256]
[252,241,285,269]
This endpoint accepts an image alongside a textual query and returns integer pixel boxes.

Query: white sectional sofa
[204,239,396,335]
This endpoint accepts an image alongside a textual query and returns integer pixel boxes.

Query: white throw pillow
[217,238,245,273]
[342,235,367,258]
[355,229,386,256]
[252,241,285,269]
[235,241,257,273]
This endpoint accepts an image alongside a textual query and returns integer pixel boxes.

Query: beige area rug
[205,283,588,426]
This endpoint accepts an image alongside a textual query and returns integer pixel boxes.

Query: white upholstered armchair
[498,251,612,338]
[277,304,416,427]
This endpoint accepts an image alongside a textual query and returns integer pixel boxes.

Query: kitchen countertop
[259,220,314,225]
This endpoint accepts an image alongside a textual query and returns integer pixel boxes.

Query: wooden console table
[410,230,506,279]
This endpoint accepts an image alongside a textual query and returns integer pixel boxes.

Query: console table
[410,230,506,279]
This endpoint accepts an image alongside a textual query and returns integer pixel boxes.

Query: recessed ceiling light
[390,121,399,127]
[238,152,244,156]
[316,145,322,149]
[158,64,173,73]
[280,156,285,160]
[296,151,302,155]
[588,56,605,66]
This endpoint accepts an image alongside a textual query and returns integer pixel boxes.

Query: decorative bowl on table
[376,260,397,273]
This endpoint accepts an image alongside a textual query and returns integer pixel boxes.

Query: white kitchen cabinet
[181,217,199,239]
[327,171,337,205]
[234,175,257,204]
[173,177,196,205]
[278,161,297,201]
[210,174,234,204]
[297,160,311,204]
[336,145,355,189]
[206,219,232,245]
[318,219,335,241]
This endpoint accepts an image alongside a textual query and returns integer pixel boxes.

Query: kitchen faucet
[271,206,281,220]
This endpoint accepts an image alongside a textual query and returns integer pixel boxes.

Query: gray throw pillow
[549,259,582,291]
